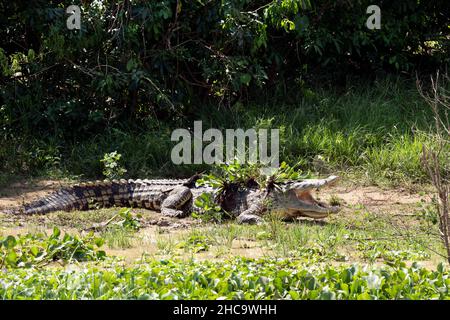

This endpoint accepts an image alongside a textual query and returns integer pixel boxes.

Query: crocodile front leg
[236,200,265,224]
[161,186,192,218]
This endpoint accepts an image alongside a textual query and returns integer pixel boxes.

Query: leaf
[340,283,349,294]
[319,290,336,300]
[126,59,136,72]
[27,49,36,60]
[6,250,18,266]
[194,198,203,207]
[294,15,309,33]
[30,246,40,257]
[240,74,251,85]
[94,238,105,248]
[289,290,300,299]
[96,250,106,259]
[52,227,61,238]
[4,235,16,249]
[357,292,372,300]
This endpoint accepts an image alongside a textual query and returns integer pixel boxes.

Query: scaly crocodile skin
[7,179,191,215]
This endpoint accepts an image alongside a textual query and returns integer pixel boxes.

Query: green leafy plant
[193,192,224,223]
[100,151,127,180]
[266,161,312,185]
[178,233,212,253]
[194,161,309,221]
[99,209,141,248]
[0,258,449,299]
[196,160,261,188]
[0,228,106,268]
[116,208,141,231]
[196,160,307,190]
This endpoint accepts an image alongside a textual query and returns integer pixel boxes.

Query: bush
[0,0,448,139]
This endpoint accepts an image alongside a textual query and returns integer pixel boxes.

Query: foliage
[115,208,141,231]
[194,161,261,221]
[0,258,449,299]
[100,151,127,180]
[0,78,437,187]
[100,208,141,248]
[417,72,450,263]
[197,161,260,188]
[177,232,212,253]
[0,0,448,141]
[268,161,312,184]
[101,227,134,249]
[0,228,106,268]
[0,1,446,186]
[192,192,224,223]
[196,160,307,189]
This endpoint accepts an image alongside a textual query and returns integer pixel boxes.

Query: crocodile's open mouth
[280,176,341,219]
[292,190,340,219]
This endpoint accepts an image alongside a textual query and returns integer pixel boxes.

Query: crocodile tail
[5,179,137,215]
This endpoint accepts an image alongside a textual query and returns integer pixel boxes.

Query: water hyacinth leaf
[95,238,105,247]
[4,235,17,249]
[52,227,61,238]
[6,250,18,266]
[30,246,40,257]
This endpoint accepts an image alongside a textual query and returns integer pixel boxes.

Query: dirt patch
[315,184,432,216]
[0,179,68,210]
[331,185,431,206]
[145,216,201,230]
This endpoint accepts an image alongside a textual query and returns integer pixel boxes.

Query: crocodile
[4,176,340,223]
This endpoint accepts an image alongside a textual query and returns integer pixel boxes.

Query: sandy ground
[0,180,70,209]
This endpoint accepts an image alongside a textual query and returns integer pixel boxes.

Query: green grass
[2,193,445,267]
[192,201,446,265]
[156,236,176,256]
[43,209,118,229]
[0,77,438,187]
[101,226,134,249]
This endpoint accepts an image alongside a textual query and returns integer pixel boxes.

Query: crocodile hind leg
[160,186,192,218]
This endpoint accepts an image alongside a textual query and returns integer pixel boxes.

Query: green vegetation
[100,208,142,249]
[1,1,448,186]
[1,258,449,299]
[100,151,128,180]
[1,207,448,300]
[0,228,105,268]
[0,78,441,186]
[0,0,449,300]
